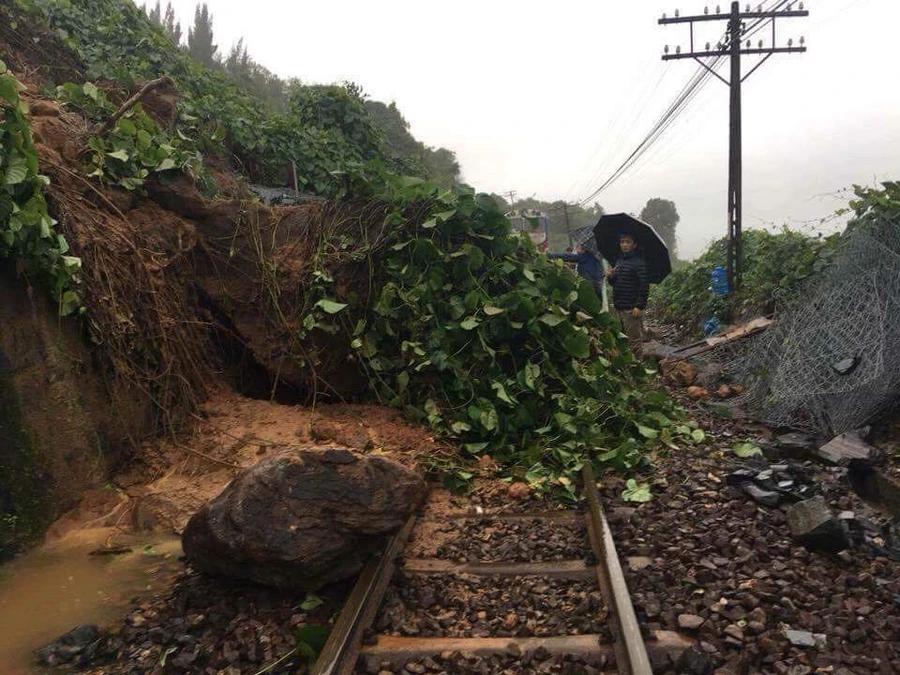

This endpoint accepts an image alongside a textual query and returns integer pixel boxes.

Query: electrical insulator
[704,6,709,15]
[758,39,763,48]
[664,44,670,53]
[705,41,711,50]
[788,38,793,46]
[676,45,681,54]
[799,2,804,9]
[799,35,805,45]
[675,8,680,17]
[662,12,667,19]
[716,4,721,13]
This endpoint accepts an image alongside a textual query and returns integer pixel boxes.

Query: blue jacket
[549,251,602,282]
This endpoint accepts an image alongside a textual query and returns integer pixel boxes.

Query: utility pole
[562,202,573,248]
[503,190,517,207]
[659,2,807,290]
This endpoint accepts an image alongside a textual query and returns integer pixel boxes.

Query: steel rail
[583,463,653,675]
[310,514,416,675]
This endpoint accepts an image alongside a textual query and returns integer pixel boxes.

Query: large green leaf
[315,299,348,314]
[3,157,28,185]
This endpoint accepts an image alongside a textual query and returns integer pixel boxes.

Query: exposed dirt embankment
[0,265,155,557]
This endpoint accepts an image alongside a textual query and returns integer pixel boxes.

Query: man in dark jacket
[605,234,648,356]
[548,245,604,297]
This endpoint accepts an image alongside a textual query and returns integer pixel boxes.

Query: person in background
[605,233,648,357]
[548,244,604,298]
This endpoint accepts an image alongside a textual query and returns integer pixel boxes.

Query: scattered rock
[715,384,733,399]
[687,386,710,400]
[182,448,427,589]
[507,482,531,500]
[785,495,851,553]
[774,432,816,456]
[660,359,697,387]
[676,646,716,675]
[783,629,816,647]
[678,613,705,630]
[35,625,102,666]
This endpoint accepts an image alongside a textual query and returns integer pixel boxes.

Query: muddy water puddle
[0,529,183,674]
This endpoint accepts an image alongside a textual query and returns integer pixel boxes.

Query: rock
[35,625,101,666]
[687,386,710,400]
[785,495,851,553]
[783,629,816,647]
[507,482,531,500]
[182,448,427,589]
[774,432,816,456]
[477,455,499,474]
[742,482,783,508]
[715,384,733,399]
[723,624,744,641]
[29,100,61,117]
[660,359,697,387]
[676,646,715,675]
[678,613,705,630]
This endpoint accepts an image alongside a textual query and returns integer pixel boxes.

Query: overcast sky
[160,0,897,258]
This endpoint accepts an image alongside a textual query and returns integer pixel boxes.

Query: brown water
[0,529,183,675]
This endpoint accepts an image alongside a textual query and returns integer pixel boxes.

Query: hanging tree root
[99,76,176,133]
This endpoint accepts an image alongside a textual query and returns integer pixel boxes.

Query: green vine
[56,81,206,192]
[0,60,81,314]
[302,173,696,498]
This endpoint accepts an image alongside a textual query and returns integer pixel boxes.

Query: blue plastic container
[710,266,730,296]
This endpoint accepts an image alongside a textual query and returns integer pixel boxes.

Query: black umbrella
[593,213,672,284]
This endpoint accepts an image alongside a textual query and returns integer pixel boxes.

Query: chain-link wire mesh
[725,217,900,435]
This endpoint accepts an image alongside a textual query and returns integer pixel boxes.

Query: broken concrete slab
[816,430,883,466]
[786,496,851,553]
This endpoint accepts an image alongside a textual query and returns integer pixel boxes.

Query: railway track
[312,465,691,675]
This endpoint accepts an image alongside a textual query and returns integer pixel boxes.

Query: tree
[143,2,181,45]
[364,100,461,187]
[422,147,461,188]
[187,3,217,67]
[639,198,679,260]
[163,3,182,45]
[146,1,161,25]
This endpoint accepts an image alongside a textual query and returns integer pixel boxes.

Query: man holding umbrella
[605,233,649,357]
[594,213,671,358]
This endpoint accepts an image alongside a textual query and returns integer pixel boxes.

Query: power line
[575,53,726,207]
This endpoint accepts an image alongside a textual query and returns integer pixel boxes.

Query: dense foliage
[848,181,900,227]
[0,60,80,313]
[650,227,838,330]
[18,0,386,193]
[305,175,697,497]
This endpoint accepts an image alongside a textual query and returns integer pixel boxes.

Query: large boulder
[182,448,426,589]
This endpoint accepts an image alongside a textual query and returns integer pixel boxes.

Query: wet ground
[0,530,182,674]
